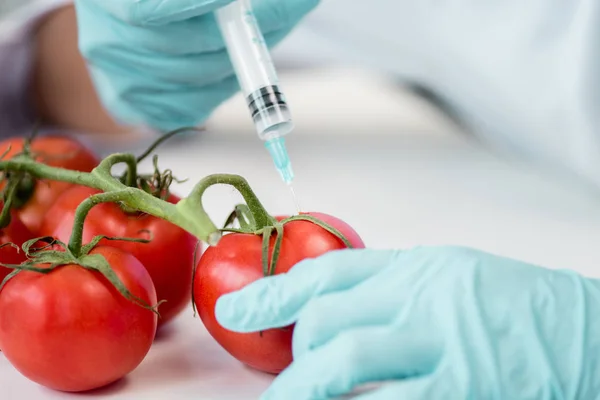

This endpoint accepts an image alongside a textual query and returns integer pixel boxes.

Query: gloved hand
[215,246,600,399]
[73,0,318,132]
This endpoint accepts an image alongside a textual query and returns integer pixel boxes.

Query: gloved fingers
[93,27,288,85]
[260,326,440,400]
[292,289,401,359]
[81,24,289,132]
[81,0,232,26]
[291,248,449,359]
[215,249,400,333]
[78,1,299,56]
[78,2,292,83]
[252,0,321,33]
[76,2,226,55]
[83,46,232,87]
[97,75,240,133]
[82,0,319,28]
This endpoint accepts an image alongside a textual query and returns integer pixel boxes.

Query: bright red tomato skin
[0,211,34,282]
[40,185,198,327]
[0,246,157,392]
[194,212,365,374]
[0,135,99,234]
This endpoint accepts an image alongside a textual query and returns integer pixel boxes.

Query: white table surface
[3,68,600,399]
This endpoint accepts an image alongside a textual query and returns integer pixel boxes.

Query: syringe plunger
[246,85,293,139]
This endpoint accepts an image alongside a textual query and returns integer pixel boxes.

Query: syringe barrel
[216,0,293,140]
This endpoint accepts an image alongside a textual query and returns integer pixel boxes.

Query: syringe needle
[288,184,301,214]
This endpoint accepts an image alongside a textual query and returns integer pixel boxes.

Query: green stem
[261,226,273,276]
[0,179,19,228]
[68,191,131,256]
[223,204,255,230]
[182,174,275,234]
[0,153,137,198]
[70,187,220,249]
[0,154,221,244]
[135,127,199,164]
[0,157,99,189]
[94,153,138,189]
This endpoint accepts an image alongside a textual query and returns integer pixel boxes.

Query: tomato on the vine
[0,135,99,233]
[0,246,157,392]
[40,185,198,327]
[193,211,365,374]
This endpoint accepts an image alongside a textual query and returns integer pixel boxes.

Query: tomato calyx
[117,127,195,203]
[134,155,187,202]
[222,205,355,277]
[0,236,164,315]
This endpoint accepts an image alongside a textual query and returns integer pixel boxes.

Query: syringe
[216,0,295,185]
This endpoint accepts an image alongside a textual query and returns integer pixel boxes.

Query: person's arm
[0,2,127,138]
[0,0,51,138]
[31,5,127,135]
[0,31,35,138]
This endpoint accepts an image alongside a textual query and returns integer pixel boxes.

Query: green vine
[0,151,221,244]
[0,129,355,315]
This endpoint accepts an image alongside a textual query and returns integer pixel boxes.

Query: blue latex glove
[215,246,600,399]
[73,0,318,132]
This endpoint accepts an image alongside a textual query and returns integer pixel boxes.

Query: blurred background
[0,0,20,14]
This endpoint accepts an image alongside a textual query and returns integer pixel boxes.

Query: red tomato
[40,185,198,327]
[0,211,33,283]
[0,246,157,392]
[0,135,99,233]
[193,211,365,374]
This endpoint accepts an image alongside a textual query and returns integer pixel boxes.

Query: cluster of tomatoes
[0,135,365,393]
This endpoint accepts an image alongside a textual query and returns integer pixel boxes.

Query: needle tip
[288,184,301,214]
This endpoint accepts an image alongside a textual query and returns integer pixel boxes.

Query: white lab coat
[275,0,600,190]
[2,0,599,188]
